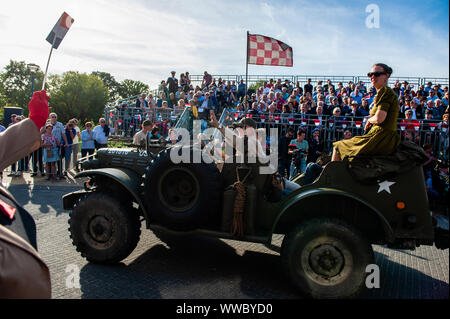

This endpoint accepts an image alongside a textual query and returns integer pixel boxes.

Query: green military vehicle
[62,109,448,299]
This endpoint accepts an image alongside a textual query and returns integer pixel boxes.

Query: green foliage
[0,59,151,126]
[49,71,108,125]
[91,71,121,102]
[0,60,44,115]
[118,79,149,99]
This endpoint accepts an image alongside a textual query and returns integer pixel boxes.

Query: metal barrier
[106,107,184,138]
[187,75,449,89]
[220,110,449,160]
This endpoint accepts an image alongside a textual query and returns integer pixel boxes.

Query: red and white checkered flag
[248,34,293,67]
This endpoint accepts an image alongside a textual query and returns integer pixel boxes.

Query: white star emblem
[377,180,396,194]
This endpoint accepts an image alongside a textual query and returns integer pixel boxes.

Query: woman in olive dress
[332,63,400,161]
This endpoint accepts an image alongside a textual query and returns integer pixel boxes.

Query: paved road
[6,182,449,299]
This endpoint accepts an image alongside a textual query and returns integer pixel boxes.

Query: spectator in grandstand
[147,93,156,107]
[179,73,188,92]
[442,91,449,107]
[343,130,353,140]
[346,101,363,118]
[323,79,335,93]
[167,71,178,95]
[158,80,169,101]
[287,95,299,112]
[304,78,313,95]
[168,92,178,108]
[237,80,246,101]
[310,102,325,127]
[420,110,437,146]
[197,92,215,130]
[313,86,323,102]
[175,86,183,100]
[357,81,367,95]
[307,128,324,164]
[424,99,440,119]
[248,102,260,116]
[161,101,170,109]
[359,99,370,117]
[424,81,433,95]
[298,103,309,119]
[332,63,400,162]
[202,71,212,88]
[437,112,449,132]
[435,99,446,118]
[136,93,148,109]
[433,84,443,98]
[427,89,439,103]
[324,87,336,104]
[281,87,289,101]
[350,87,363,105]
[392,82,401,96]
[176,99,186,110]
[178,91,188,104]
[404,99,422,120]
[80,122,95,159]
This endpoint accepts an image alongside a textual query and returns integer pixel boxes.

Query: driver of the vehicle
[209,112,300,196]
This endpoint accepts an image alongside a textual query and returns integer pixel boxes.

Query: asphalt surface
[4,175,449,299]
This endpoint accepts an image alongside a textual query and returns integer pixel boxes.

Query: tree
[0,59,44,114]
[49,71,108,125]
[91,71,121,102]
[118,79,149,99]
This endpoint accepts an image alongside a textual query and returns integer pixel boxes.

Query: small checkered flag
[247,33,293,67]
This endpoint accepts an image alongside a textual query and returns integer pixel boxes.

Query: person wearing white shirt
[93,117,114,149]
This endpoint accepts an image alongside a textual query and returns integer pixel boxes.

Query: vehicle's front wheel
[281,218,374,299]
[69,192,141,264]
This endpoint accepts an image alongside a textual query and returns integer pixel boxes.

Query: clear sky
[0,0,448,88]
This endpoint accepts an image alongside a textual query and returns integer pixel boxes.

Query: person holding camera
[63,120,76,175]
[93,117,114,149]
[289,129,309,179]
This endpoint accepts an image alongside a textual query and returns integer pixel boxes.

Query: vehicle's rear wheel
[68,192,141,264]
[281,218,374,299]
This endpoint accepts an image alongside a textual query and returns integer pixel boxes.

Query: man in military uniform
[0,90,52,298]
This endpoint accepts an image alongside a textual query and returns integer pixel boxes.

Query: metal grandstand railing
[186,75,449,88]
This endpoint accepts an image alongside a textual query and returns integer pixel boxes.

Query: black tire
[68,192,141,264]
[144,146,222,231]
[281,218,374,299]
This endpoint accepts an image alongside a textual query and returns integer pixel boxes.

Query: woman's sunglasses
[367,71,386,77]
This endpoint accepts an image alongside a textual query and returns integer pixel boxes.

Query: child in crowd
[41,123,60,181]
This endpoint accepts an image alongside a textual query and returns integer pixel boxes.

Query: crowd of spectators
[1,112,114,182]
[117,71,448,152]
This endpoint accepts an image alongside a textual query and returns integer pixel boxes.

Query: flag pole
[41,39,55,90]
[245,30,249,108]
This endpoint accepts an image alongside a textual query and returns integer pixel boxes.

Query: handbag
[46,148,53,158]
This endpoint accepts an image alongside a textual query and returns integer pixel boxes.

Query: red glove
[28,90,50,130]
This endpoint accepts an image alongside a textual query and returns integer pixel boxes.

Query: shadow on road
[79,234,299,299]
[77,235,448,299]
